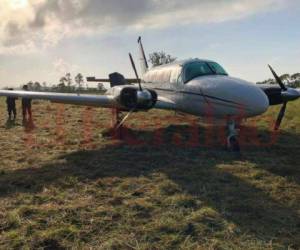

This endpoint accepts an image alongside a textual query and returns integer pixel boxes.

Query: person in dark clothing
[22,85,32,121]
[6,88,17,120]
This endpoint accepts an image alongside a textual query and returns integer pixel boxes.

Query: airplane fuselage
[140,58,269,119]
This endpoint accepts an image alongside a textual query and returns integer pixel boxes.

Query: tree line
[22,73,107,93]
[257,73,300,88]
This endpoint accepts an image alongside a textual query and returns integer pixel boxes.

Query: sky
[0,0,299,88]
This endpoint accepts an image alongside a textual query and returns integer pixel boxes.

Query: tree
[75,73,84,91]
[257,78,275,85]
[149,51,177,67]
[33,81,41,91]
[290,73,300,88]
[98,82,107,92]
[65,73,72,90]
[291,73,300,81]
[58,76,67,91]
[42,82,47,90]
[280,74,290,84]
[258,72,300,88]
[27,81,34,90]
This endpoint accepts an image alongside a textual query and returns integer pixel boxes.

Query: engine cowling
[263,86,300,105]
[119,87,157,110]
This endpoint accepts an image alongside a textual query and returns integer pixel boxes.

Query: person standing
[6,88,17,121]
[22,85,32,122]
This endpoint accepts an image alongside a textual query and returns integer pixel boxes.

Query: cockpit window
[183,61,228,83]
[207,62,228,76]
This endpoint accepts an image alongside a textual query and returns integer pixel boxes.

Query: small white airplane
[0,37,299,151]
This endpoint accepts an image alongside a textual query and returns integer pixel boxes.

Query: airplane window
[184,61,228,83]
[170,67,182,84]
[177,73,183,84]
[207,62,228,76]
[184,62,214,83]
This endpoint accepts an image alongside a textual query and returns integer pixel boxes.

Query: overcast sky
[0,0,299,87]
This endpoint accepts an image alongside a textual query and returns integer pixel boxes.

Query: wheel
[227,135,240,152]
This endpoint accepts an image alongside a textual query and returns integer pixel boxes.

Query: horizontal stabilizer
[87,74,140,86]
[86,77,111,82]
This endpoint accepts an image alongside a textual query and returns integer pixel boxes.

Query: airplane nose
[226,78,269,117]
[246,85,269,116]
[194,76,269,118]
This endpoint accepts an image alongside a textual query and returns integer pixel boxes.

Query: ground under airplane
[0,37,299,151]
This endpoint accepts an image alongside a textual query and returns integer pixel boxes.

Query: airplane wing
[0,89,176,111]
[0,90,116,108]
[155,96,176,110]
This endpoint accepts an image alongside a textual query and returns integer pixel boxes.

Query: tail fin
[138,36,149,74]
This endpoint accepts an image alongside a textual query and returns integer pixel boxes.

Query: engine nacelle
[263,86,300,105]
[263,86,283,105]
[117,87,157,110]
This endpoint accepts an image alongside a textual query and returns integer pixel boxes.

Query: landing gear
[227,120,240,152]
[109,108,135,139]
[111,108,123,139]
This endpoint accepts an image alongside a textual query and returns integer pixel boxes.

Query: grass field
[0,98,299,249]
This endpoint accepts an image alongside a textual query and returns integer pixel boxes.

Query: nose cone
[191,75,269,118]
[231,78,269,117]
[248,87,269,116]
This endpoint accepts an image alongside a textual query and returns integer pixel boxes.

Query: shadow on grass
[5,119,18,129]
[0,125,299,247]
[4,118,35,130]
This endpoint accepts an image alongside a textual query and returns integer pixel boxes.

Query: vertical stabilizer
[138,36,149,74]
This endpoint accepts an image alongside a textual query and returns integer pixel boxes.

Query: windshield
[184,61,228,83]
[207,62,228,76]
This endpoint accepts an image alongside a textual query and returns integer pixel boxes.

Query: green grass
[0,98,299,249]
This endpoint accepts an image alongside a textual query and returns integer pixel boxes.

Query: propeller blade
[268,65,287,91]
[274,102,287,131]
[129,53,142,91]
[115,108,135,131]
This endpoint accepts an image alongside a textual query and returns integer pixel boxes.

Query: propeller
[114,53,152,131]
[268,65,287,91]
[129,53,154,108]
[113,53,142,130]
[274,102,287,131]
[268,65,300,130]
[129,53,142,91]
